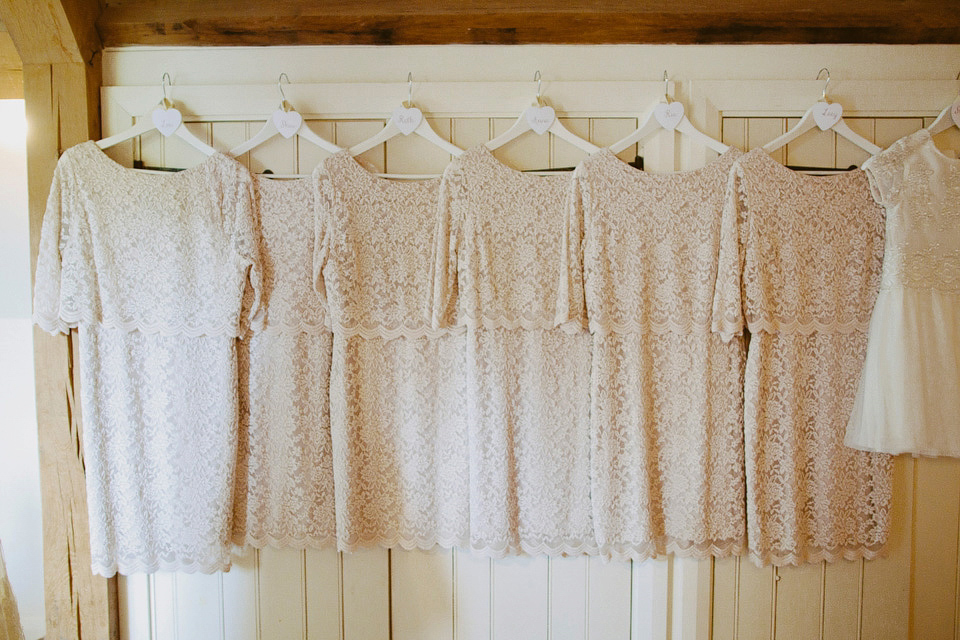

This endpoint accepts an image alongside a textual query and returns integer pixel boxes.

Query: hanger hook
[277,73,291,111]
[663,70,670,103]
[404,72,413,108]
[160,72,172,110]
[817,67,831,101]
[534,71,543,107]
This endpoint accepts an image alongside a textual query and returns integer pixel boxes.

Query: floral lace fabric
[432,145,595,556]
[560,148,747,561]
[317,151,469,552]
[32,142,261,575]
[713,148,892,566]
[847,129,960,455]
[233,175,335,549]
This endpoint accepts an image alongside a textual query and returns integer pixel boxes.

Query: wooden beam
[97,0,960,45]
[0,0,101,64]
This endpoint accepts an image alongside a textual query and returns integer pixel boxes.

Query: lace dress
[233,174,335,548]
[557,147,746,562]
[846,129,960,456]
[712,148,892,566]
[432,145,594,557]
[32,141,261,576]
[316,151,469,552]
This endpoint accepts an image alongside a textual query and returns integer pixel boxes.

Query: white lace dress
[558,147,746,561]
[432,145,594,557]
[713,148,892,566]
[234,174,335,548]
[846,129,960,456]
[316,151,469,552]
[33,141,261,576]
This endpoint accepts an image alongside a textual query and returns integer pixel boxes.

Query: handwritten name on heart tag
[812,102,843,131]
[392,106,423,135]
[272,109,303,138]
[152,107,182,137]
[951,101,960,128]
[653,102,685,130]
[525,105,556,135]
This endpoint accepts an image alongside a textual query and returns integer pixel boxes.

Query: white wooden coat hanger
[348,73,463,157]
[485,71,600,154]
[230,73,342,157]
[763,68,882,156]
[927,70,960,135]
[609,71,729,155]
[96,73,216,156]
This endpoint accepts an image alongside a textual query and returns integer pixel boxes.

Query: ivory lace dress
[234,173,335,548]
[316,151,469,552]
[33,141,261,576]
[432,145,594,556]
[713,148,892,565]
[846,129,960,456]
[558,147,746,561]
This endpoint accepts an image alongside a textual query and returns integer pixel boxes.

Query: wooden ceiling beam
[0,0,101,64]
[98,0,960,46]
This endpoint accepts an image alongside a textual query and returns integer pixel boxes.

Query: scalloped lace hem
[597,536,746,563]
[33,310,246,338]
[452,315,586,334]
[337,533,471,554]
[331,323,465,340]
[748,542,887,567]
[335,534,601,558]
[239,533,337,550]
[587,318,717,336]
[93,554,233,577]
[251,320,332,336]
[712,318,744,342]
[843,437,960,458]
[746,316,872,335]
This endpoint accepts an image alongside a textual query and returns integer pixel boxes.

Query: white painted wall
[0,98,45,640]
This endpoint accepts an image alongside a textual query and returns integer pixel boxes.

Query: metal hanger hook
[277,73,291,111]
[534,71,544,107]
[817,68,831,101]
[160,72,173,110]
[663,70,671,103]
[404,72,413,108]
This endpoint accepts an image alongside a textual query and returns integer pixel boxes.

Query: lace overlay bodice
[234,174,335,549]
[33,143,261,575]
[562,148,746,561]
[714,148,892,566]
[846,129,960,456]
[317,152,469,552]
[432,146,594,556]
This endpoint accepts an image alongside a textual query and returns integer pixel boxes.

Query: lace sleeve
[711,164,746,341]
[555,170,588,328]
[430,165,463,329]
[231,163,264,333]
[312,174,334,311]
[862,131,914,208]
[32,158,74,334]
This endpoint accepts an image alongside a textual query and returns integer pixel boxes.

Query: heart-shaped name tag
[951,101,960,128]
[653,102,685,130]
[152,106,183,137]
[392,106,423,135]
[525,105,556,135]
[812,101,843,131]
[272,109,303,138]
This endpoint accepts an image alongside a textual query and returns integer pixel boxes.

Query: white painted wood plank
[821,560,860,640]
[248,131,296,176]
[118,574,152,640]
[491,556,549,640]
[384,118,456,174]
[711,558,738,640]
[672,558,712,640]
[175,572,223,640]
[454,550,492,640]
[772,563,820,640]
[586,558,631,640]
[162,121,211,170]
[450,117,492,150]
[836,117,875,168]
[392,549,454,640]
[258,548,306,640]
[588,117,638,162]
[632,560,669,640]
[222,549,259,640]
[736,562,773,640]
[490,117,550,171]
[551,117,592,169]
[305,548,342,640]
[152,573,178,640]
[333,120,387,173]
[341,549,390,640]
[549,556,587,640]
[298,120,339,173]
[210,121,249,168]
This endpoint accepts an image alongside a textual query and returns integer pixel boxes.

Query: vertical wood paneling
[152,573,178,640]
[384,117,454,174]
[392,550,454,640]
[258,548,306,640]
[822,561,861,639]
[735,562,774,640]
[248,133,295,175]
[305,548,342,640]
[552,117,592,168]
[490,117,550,170]
[772,563,821,640]
[333,120,386,172]
[632,560,669,640]
[175,572,223,640]
[586,558,632,640]
[491,556,549,640]
[454,550,492,640]
[118,575,151,640]
[711,558,738,640]
[162,122,211,170]
[221,550,259,640]
[588,117,638,162]
[549,557,588,640]
[341,549,390,640]
[298,120,338,172]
